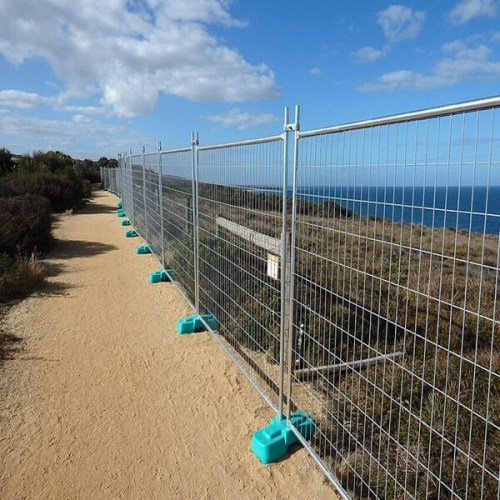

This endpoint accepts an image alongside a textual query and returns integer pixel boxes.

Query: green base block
[125,229,138,238]
[148,269,174,284]
[177,313,218,335]
[250,411,315,464]
[117,201,122,209]
[135,244,151,254]
[121,219,131,226]
[117,209,125,217]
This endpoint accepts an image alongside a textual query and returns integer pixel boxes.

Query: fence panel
[196,137,286,410]
[129,154,146,238]
[287,103,500,498]
[144,152,162,260]
[160,148,196,307]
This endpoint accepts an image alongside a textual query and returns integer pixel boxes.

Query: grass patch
[0,252,46,302]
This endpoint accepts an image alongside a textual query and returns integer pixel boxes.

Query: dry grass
[0,252,46,301]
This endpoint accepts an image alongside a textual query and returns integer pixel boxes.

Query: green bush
[0,195,52,257]
[0,170,87,212]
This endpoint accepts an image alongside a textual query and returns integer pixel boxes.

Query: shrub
[0,170,87,212]
[0,252,46,301]
[0,195,52,257]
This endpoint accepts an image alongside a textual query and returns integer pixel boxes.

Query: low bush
[0,195,52,257]
[0,252,46,301]
[0,170,87,212]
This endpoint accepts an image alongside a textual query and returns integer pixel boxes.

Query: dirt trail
[0,191,335,499]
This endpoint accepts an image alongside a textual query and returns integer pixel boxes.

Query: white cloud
[309,67,321,76]
[0,90,54,109]
[352,46,384,63]
[204,108,280,129]
[450,0,497,24]
[0,0,279,118]
[360,41,500,91]
[492,32,500,41]
[377,5,425,43]
[0,114,151,158]
[61,105,106,115]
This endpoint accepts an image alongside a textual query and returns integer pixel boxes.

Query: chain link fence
[101,96,500,499]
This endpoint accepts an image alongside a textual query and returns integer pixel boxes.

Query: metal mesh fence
[131,154,146,238]
[287,102,500,498]
[144,152,162,260]
[160,148,196,307]
[197,137,286,410]
[104,96,500,499]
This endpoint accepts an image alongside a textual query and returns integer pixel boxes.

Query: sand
[0,190,335,499]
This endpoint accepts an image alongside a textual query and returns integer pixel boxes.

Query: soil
[0,190,335,499]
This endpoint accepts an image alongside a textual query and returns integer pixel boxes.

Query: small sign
[267,253,280,280]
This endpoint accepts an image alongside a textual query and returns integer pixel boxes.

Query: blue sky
[0,0,499,159]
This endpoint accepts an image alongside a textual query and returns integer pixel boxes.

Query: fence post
[250,106,315,466]
[278,107,290,421]
[128,149,134,226]
[286,105,300,416]
[157,141,165,268]
[141,145,148,244]
[191,132,200,315]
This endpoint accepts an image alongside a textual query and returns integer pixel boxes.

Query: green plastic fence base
[121,219,131,226]
[177,314,218,335]
[148,269,174,284]
[250,411,315,464]
[117,209,125,217]
[135,244,151,254]
[125,229,138,238]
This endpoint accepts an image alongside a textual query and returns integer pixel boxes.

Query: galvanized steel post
[157,141,165,268]
[191,132,200,315]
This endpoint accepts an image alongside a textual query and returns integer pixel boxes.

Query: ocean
[292,185,500,235]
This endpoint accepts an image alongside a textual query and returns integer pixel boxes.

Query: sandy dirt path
[0,190,335,499]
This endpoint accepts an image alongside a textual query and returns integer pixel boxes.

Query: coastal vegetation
[157,175,499,498]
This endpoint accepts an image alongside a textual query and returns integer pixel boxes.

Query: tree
[0,148,14,177]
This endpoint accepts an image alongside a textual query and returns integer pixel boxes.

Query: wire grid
[288,107,500,498]
[110,168,117,192]
[160,148,196,307]
[144,153,162,261]
[197,138,285,410]
[130,155,146,239]
[117,160,126,213]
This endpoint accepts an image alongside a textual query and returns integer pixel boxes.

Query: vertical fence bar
[158,141,165,268]
[142,146,148,244]
[277,107,289,420]
[286,105,300,417]
[191,132,200,315]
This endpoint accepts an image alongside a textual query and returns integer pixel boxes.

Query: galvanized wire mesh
[120,156,132,221]
[160,148,196,307]
[130,154,146,238]
[144,153,162,260]
[112,96,500,500]
[197,137,286,410]
[287,104,500,498]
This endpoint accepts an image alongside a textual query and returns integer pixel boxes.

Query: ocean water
[292,185,500,235]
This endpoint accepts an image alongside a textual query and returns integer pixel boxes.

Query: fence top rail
[160,147,192,155]
[197,133,284,152]
[298,95,500,138]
